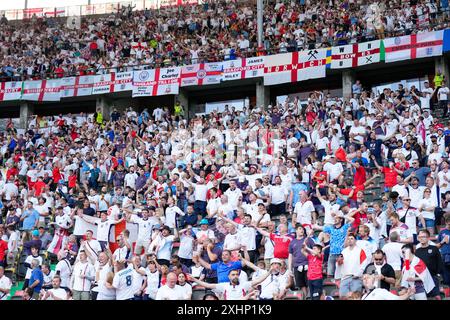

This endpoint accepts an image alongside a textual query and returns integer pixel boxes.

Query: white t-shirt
[264,236,274,259]
[45,288,68,300]
[349,126,366,144]
[215,281,252,300]
[397,207,421,235]
[315,137,330,150]
[362,288,402,300]
[320,200,340,225]
[132,267,146,295]
[178,283,193,300]
[155,284,185,300]
[112,266,135,300]
[96,219,114,242]
[293,200,315,225]
[418,198,435,220]
[165,205,185,229]
[382,242,404,271]
[238,225,257,251]
[144,269,160,299]
[178,234,194,260]
[438,87,449,101]
[129,215,154,241]
[157,235,175,261]
[224,231,242,251]
[55,259,72,288]
[71,261,95,291]
[0,275,12,300]
[270,185,288,205]
[113,246,130,262]
[323,162,344,181]
[25,255,43,279]
[224,188,243,210]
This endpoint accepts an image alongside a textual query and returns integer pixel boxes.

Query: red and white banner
[21,79,61,101]
[92,72,133,95]
[330,40,381,68]
[159,0,199,7]
[222,57,265,81]
[264,49,328,85]
[132,67,181,97]
[180,62,223,87]
[0,81,22,102]
[60,76,94,98]
[384,30,443,63]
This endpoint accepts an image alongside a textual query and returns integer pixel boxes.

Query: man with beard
[363,249,396,290]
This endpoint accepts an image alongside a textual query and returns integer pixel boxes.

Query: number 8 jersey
[112,265,135,300]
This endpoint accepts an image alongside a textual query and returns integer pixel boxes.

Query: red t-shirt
[68,174,77,188]
[354,166,366,186]
[206,189,222,201]
[270,233,293,259]
[33,181,46,196]
[307,254,324,280]
[340,184,365,201]
[313,171,328,188]
[352,210,368,230]
[0,240,8,261]
[6,167,18,180]
[382,167,398,187]
[53,167,62,183]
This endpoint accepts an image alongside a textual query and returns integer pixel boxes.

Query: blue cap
[32,230,39,237]
[199,219,209,225]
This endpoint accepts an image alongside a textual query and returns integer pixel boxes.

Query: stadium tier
[0,0,450,303]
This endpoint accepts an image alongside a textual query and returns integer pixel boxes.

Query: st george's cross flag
[401,255,435,293]
[264,48,328,85]
[21,79,62,101]
[383,30,444,63]
[180,62,223,87]
[60,75,94,98]
[132,67,181,97]
[0,81,23,101]
[330,40,382,68]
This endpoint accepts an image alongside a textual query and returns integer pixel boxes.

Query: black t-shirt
[415,245,444,276]
[364,263,396,290]
[83,207,96,217]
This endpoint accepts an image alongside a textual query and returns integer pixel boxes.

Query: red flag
[335,147,348,162]
[109,220,126,252]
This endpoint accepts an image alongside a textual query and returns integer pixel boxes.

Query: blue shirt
[323,223,351,255]
[29,268,44,293]
[403,167,431,186]
[22,209,40,230]
[210,261,243,283]
[438,229,450,255]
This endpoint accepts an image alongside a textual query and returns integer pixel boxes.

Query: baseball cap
[199,219,209,225]
[32,230,40,237]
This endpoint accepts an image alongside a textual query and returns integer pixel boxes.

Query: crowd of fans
[0,0,450,81]
[0,74,450,300]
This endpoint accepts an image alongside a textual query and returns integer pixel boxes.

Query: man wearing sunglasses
[363,249,396,290]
